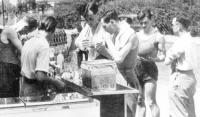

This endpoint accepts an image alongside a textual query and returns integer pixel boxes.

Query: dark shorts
[118,68,139,89]
[0,62,21,98]
[134,58,158,87]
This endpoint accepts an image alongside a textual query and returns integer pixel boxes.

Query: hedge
[54,0,200,35]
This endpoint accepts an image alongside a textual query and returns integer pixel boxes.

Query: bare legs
[136,79,160,117]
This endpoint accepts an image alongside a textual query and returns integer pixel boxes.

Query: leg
[144,79,160,117]
[169,87,189,117]
[188,96,196,117]
[136,86,146,117]
[168,73,196,117]
[120,69,141,117]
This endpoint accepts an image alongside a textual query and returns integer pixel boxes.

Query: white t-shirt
[21,31,50,79]
[75,24,92,51]
[75,23,111,60]
[165,32,193,71]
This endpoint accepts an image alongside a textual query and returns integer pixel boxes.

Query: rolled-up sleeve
[35,47,50,73]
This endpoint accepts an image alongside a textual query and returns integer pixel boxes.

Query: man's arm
[106,33,138,64]
[35,71,65,90]
[96,42,113,59]
[75,32,82,49]
[4,28,22,54]
[164,40,184,65]
[157,35,166,61]
[35,47,65,90]
[149,35,166,62]
[75,24,92,50]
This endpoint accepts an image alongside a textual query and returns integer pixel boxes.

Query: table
[61,79,139,117]
[90,84,139,117]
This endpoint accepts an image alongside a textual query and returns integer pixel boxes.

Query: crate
[81,59,117,91]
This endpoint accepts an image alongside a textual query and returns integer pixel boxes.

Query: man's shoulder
[121,27,136,38]
[3,27,16,35]
[127,26,136,33]
[28,36,49,49]
[38,38,49,49]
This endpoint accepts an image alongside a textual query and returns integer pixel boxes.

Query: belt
[176,69,193,73]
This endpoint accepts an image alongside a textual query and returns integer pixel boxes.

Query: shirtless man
[135,9,166,117]
[98,10,141,116]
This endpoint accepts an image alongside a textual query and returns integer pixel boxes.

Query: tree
[54,0,88,29]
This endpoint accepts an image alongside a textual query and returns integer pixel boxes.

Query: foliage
[0,0,17,14]
[54,0,200,35]
[54,0,89,29]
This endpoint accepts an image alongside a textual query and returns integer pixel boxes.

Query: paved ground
[146,36,200,117]
[154,63,200,117]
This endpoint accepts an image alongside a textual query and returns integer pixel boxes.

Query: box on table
[81,59,117,91]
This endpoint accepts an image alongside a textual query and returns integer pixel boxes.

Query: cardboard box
[81,60,117,91]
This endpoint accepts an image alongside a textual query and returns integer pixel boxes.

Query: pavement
[151,63,200,117]
[145,36,200,117]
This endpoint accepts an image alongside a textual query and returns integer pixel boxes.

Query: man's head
[172,17,191,34]
[14,16,37,34]
[38,16,57,39]
[18,16,38,35]
[137,9,153,30]
[86,13,99,29]
[76,1,100,29]
[101,10,119,34]
[38,16,57,33]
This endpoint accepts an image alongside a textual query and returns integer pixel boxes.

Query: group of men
[0,16,65,101]
[75,2,197,117]
[0,1,197,117]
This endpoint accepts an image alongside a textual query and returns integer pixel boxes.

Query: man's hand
[96,42,105,51]
[148,54,165,62]
[96,42,113,60]
[164,57,172,65]
[82,39,94,49]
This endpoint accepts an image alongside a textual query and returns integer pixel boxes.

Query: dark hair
[126,18,133,24]
[76,1,100,21]
[102,10,118,23]
[26,16,38,30]
[38,16,57,33]
[76,2,88,18]
[176,17,191,30]
[189,25,200,37]
[137,9,153,21]
[88,1,99,14]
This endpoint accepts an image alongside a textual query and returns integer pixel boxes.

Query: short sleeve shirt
[21,31,50,79]
[165,33,193,70]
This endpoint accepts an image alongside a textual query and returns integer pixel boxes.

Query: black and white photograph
[0,0,200,117]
